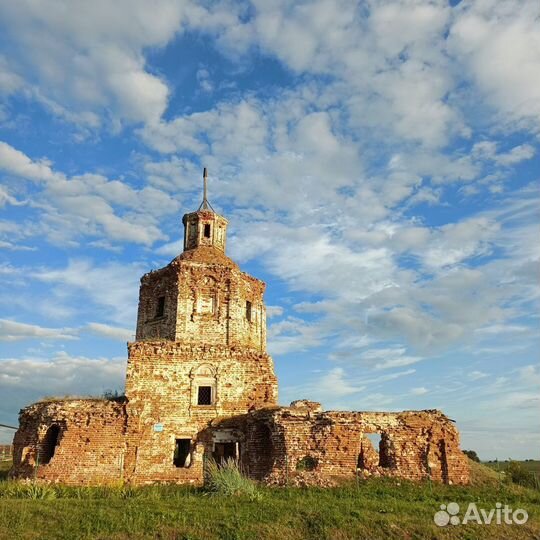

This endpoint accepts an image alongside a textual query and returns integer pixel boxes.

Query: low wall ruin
[213,401,470,485]
[10,399,127,485]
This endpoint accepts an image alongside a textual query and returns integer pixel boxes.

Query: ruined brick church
[11,171,469,486]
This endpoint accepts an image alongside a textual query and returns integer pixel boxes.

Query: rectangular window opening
[156,296,165,318]
[246,300,252,322]
[197,386,212,405]
[173,438,191,468]
[204,224,211,238]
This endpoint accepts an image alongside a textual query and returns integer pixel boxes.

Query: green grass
[0,459,539,540]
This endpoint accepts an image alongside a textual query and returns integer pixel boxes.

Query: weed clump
[204,458,259,499]
[0,482,57,500]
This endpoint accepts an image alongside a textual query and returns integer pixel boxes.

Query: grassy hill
[0,459,539,540]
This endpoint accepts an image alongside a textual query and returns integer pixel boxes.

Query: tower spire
[198,167,215,211]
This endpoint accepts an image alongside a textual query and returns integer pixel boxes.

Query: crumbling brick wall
[10,399,127,485]
[213,402,469,485]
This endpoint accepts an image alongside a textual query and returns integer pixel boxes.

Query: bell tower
[124,167,277,483]
[182,169,228,252]
[133,168,268,351]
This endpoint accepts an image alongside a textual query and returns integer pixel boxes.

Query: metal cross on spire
[198,167,215,211]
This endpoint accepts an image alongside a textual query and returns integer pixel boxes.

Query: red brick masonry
[10,203,469,485]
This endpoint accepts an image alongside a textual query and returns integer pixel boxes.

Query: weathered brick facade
[10,181,469,485]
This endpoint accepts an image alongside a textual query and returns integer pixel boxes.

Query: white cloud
[267,316,324,356]
[31,259,142,325]
[472,141,536,166]
[0,351,126,436]
[494,144,536,166]
[0,185,26,208]
[517,365,540,387]
[86,322,133,342]
[281,366,366,407]
[0,141,179,246]
[421,217,499,269]
[155,240,183,257]
[0,0,190,127]
[196,67,214,93]
[469,370,488,381]
[0,55,23,95]
[266,305,284,319]
[0,141,57,182]
[0,319,77,342]
[449,0,540,130]
[359,347,424,370]
[410,386,428,396]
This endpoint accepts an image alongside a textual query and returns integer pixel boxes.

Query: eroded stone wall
[10,399,127,485]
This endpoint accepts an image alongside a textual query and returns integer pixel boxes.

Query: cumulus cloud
[360,348,424,371]
[0,55,23,95]
[469,370,488,381]
[281,366,366,407]
[31,259,142,325]
[0,0,189,127]
[449,0,540,131]
[0,141,179,246]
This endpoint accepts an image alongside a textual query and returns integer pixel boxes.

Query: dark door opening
[212,442,237,465]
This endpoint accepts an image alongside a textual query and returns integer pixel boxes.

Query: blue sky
[0,0,538,460]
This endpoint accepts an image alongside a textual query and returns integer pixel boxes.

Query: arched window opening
[204,224,211,238]
[41,424,60,464]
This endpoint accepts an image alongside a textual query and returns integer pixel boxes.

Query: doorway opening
[173,439,191,468]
